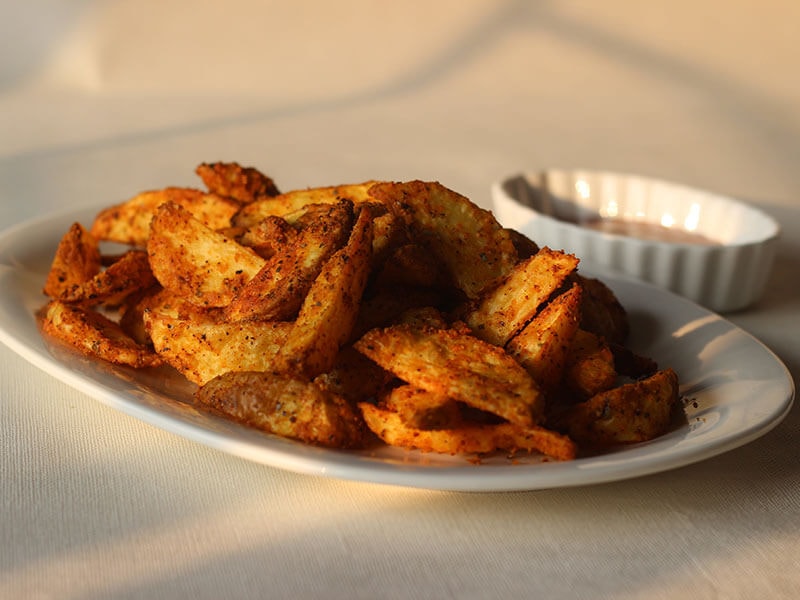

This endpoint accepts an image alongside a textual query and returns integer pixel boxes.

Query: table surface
[2,1,798,598]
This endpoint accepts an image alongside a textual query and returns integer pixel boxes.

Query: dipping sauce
[580,218,721,245]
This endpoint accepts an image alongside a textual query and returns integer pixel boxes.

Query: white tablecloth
[2,1,798,598]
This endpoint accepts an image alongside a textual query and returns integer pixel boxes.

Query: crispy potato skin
[147,202,266,307]
[274,206,373,378]
[355,324,544,428]
[195,161,280,203]
[562,368,680,445]
[91,188,240,246]
[41,300,162,368]
[370,180,518,299]
[43,222,101,299]
[359,403,576,460]
[196,371,365,448]
[224,200,355,322]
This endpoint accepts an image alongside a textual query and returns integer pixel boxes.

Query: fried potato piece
[231,181,378,228]
[465,247,579,347]
[561,368,680,445]
[41,300,162,368]
[144,306,291,385]
[147,202,266,307]
[382,385,462,430]
[238,215,298,259]
[374,243,445,289]
[359,403,576,460]
[313,345,392,405]
[355,324,543,427]
[506,283,582,391]
[196,371,365,448]
[573,274,630,345]
[273,206,373,378]
[564,329,618,399]
[43,223,101,299]
[195,161,280,203]
[57,250,156,307]
[224,200,355,322]
[90,188,241,246]
[369,180,518,299]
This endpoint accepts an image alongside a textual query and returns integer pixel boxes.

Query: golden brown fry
[273,206,373,378]
[58,250,156,307]
[43,222,101,299]
[561,368,680,445]
[564,329,618,399]
[573,274,630,345]
[224,200,355,322]
[238,215,298,259]
[90,188,240,246]
[359,403,576,460]
[196,371,365,448]
[232,181,378,228]
[506,283,582,391]
[41,300,162,368]
[144,305,291,385]
[465,247,579,347]
[147,202,266,307]
[195,161,280,203]
[355,324,543,427]
[369,180,518,298]
[381,385,462,430]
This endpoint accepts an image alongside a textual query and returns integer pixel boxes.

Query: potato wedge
[355,324,543,427]
[382,385,462,430]
[195,161,280,203]
[273,206,373,378]
[91,188,241,246]
[196,371,365,448]
[232,181,378,227]
[57,250,156,307]
[359,403,576,460]
[144,306,291,385]
[147,202,266,307]
[561,368,680,445]
[41,300,162,368]
[224,200,355,322]
[506,283,582,391]
[369,180,518,298]
[465,247,579,347]
[564,329,618,399]
[43,222,101,299]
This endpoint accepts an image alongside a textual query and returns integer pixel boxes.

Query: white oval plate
[0,206,794,492]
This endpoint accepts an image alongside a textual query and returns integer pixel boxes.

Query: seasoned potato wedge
[465,247,579,347]
[564,329,618,399]
[232,181,378,227]
[195,161,280,203]
[355,324,544,427]
[57,250,156,307]
[561,368,680,445]
[224,200,355,322]
[147,202,266,307]
[91,188,240,246]
[41,300,161,368]
[359,403,576,460]
[273,206,373,378]
[382,385,462,430]
[43,222,101,299]
[144,306,291,385]
[369,180,518,298]
[506,283,582,391]
[196,371,365,448]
